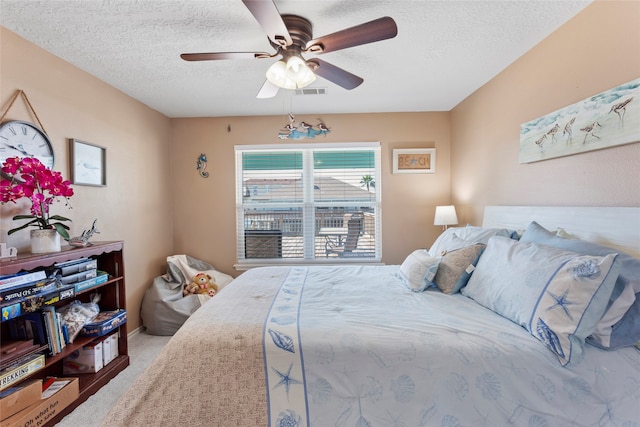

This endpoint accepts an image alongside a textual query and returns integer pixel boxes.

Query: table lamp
[434,205,458,230]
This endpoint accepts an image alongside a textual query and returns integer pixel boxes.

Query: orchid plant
[0,156,74,239]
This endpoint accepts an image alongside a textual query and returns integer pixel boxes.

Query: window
[235,142,381,267]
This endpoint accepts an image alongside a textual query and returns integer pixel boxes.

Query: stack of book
[0,270,75,324]
[1,258,110,359]
[5,303,69,357]
[53,257,108,293]
[0,340,46,392]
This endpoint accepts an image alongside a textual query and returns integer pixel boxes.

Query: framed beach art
[392,148,436,174]
[519,77,640,163]
[69,139,107,186]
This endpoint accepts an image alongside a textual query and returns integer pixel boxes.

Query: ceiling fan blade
[242,0,292,47]
[307,59,363,90]
[181,52,272,61]
[306,16,397,54]
[256,80,279,99]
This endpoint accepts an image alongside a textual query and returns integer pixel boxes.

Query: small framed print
[393,148,436,174]
[69,139,106,186]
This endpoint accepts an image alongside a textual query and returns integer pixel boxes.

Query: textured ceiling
[0,0,591,118]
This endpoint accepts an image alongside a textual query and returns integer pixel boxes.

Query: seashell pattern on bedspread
[102,265,640,427]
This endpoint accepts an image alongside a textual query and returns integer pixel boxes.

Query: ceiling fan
[180,0,398,98]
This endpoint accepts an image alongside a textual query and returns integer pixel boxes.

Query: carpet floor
[56,329,172,427]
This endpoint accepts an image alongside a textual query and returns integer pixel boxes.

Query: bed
[102,206,640,427]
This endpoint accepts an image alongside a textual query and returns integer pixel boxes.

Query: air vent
[294,88,327,96]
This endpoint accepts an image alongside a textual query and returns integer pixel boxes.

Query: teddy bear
[183,273,219,297]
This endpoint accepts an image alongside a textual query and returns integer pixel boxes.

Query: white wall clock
[0,120,54,179]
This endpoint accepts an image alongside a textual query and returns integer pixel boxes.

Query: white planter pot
[30,229,61,253]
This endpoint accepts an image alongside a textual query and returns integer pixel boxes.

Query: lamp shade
[434,205,458,227]
[285,56,316,87]
[266,56,316,90]
[266,60,297,89]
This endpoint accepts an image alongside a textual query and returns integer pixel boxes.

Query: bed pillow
[428,225,515,257]
[520,221,640,349]
[399,249,440,292]
[462,236,621,366]
[432,243,485,294]
[428,227,464,256]
[453,225,519,242]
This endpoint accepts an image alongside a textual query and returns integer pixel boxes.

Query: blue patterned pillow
[520,221,640,350]
[462,236,621,366]
[399,250,440,292]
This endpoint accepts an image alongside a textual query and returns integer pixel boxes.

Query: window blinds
[235,142,381,265]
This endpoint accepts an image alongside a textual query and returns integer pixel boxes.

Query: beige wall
[451,1,640,225]
[0,28,174,331]
[170,112,451,275]
[1,0,638,331]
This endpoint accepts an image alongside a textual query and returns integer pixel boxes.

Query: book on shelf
[54,258,97,277]
[59,268,97,285]
[0,270,48,289]
[40,309,56,355]
[7,312,52,356]
[0,284,76,323]
[41,306,65,355]
[52,257,89,269]
[0,343,48,372]
[0,353,45,392]
[74,272,109,293]
[0,276,59,305]
[0,340,38,368]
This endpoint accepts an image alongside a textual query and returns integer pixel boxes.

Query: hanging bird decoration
[279,114,330,140]
[196,153,209,178]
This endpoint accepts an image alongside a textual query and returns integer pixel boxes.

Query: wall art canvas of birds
[519,77,639,163]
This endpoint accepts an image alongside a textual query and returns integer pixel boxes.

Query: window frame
[235,142,382,269]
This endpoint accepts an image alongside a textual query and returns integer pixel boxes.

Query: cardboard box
[62,342,103,374]
[82,309,126,337]
[102,333,119,366]
[0,379,42,421]
[1,377,78,427]
[110,334,119,361]
[101,335,112,365]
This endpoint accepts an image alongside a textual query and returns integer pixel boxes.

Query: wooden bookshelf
[0,241,129,425]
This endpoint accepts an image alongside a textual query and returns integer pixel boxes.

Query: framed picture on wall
[392,148,436,174]
[69,139,106,186]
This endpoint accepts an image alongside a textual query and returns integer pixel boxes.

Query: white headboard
[482,206,640,259]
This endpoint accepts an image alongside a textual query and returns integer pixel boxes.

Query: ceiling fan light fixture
[265,60,297,89]
[182,3,399,98]
[285,56,316,88]
[266,55,316,90]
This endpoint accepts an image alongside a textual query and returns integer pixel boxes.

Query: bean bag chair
[141,254,233,335]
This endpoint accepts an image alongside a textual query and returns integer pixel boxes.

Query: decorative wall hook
[197,153,209,178]
[278,114,330,140]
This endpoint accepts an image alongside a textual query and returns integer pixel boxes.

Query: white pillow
[462,236,621,366]
[428,227,463,257]
[588,281,636,347]
[453,225,517,243]
[399,249,440,292]
[428,226,515,257]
